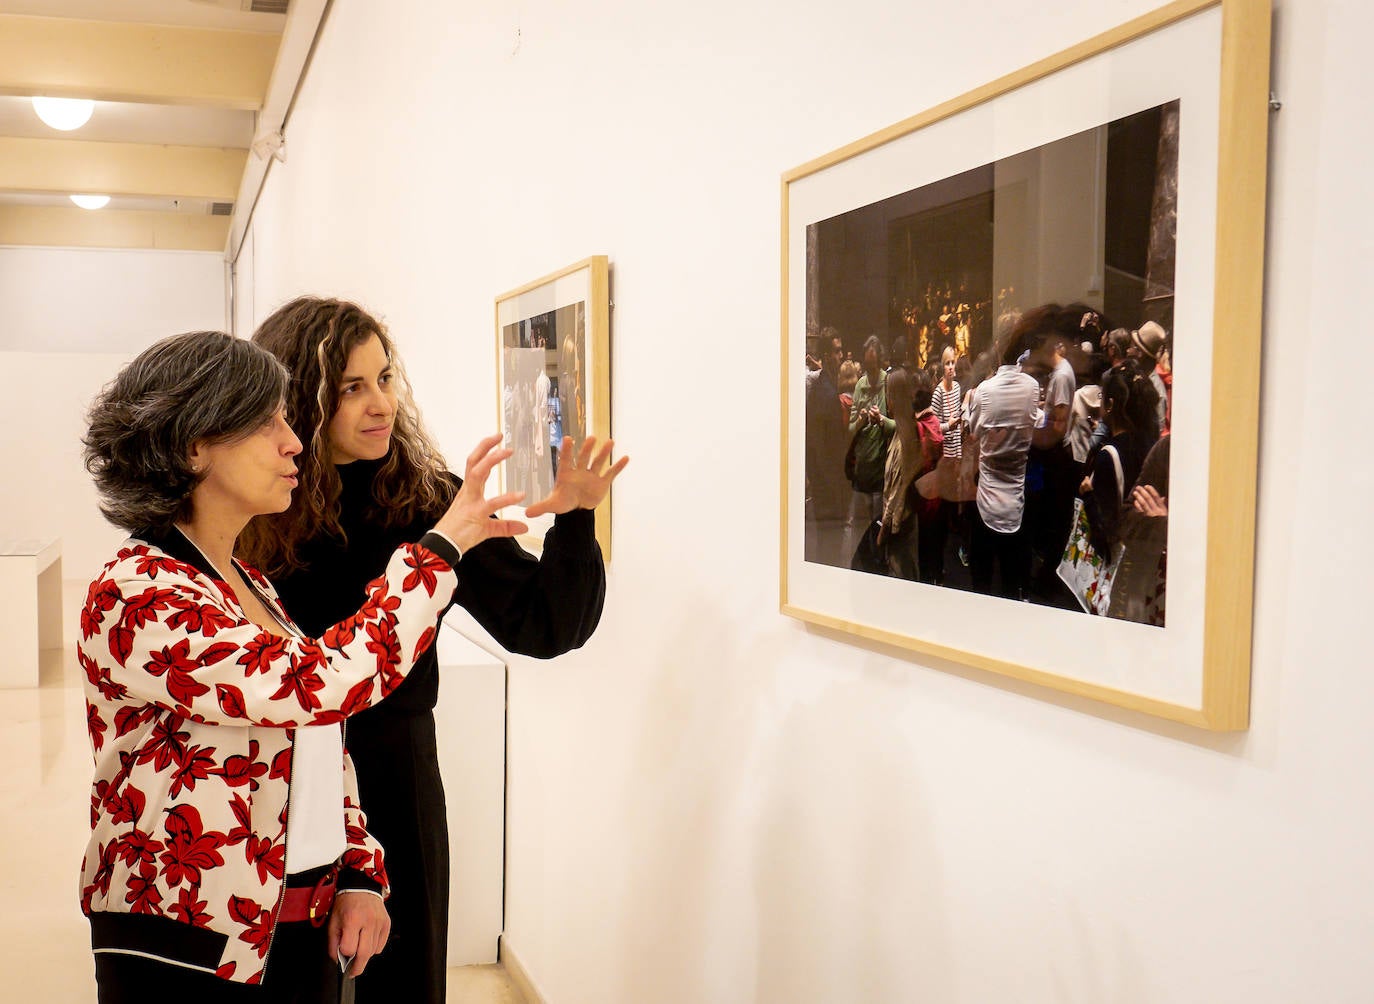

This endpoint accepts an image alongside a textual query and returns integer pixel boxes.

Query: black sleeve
[1084,449,1122,554]
[450,506,606,659]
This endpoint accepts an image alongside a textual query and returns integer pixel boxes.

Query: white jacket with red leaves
[78,525,459,985]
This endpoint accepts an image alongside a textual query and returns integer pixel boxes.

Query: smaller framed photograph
[495,255,612,559]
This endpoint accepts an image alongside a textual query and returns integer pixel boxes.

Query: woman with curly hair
[79,330,527,1001]
[240,297,625,1004]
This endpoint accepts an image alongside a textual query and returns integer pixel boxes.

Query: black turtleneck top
[269,458,606,725]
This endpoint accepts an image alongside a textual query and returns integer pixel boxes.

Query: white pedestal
[0,538,62,689]
[435,617,506,966]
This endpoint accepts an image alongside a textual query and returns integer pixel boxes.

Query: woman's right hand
[433,434,529,553]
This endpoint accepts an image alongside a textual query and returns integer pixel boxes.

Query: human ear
[187,441,209,475]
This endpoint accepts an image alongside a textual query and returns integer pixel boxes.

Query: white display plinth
[0,538,62,689]
[435,616,506,966]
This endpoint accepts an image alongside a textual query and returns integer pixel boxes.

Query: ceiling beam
[0,14,277,110]
[0,137,246,201]
[0,204,229,251]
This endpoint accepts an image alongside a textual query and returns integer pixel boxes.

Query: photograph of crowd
[803,99,1179,627]
[501,300,586,502]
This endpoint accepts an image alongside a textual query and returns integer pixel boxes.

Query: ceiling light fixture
[70,194,111,210]
[32,96,95,131]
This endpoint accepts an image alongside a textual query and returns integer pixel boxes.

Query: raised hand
[434,433,529,551]
[525,436,629,518]
[1131,484,1169,517]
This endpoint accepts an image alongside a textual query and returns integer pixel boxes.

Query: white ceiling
[0,0,289,251]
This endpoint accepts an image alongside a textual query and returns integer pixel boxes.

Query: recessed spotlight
[32,96,95,131]
[70,194,111,210]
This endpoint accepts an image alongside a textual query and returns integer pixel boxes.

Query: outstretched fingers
[465,441,513,490]
[465,433,505,472]
[483,490,527,516]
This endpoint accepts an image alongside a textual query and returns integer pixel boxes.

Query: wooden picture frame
[780,0,1270,729]
[495,255,613,559]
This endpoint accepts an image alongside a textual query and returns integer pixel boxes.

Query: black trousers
[95,918,342,1003]
[970,508,1031,600]
[349,711,449,1004]
[1026,443,1078,591]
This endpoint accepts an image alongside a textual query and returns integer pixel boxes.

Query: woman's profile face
[328,333,397,464]
[189,407,302,522]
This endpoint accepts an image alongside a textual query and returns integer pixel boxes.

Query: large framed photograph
[781,0,1269,729]
[496,255,612,559]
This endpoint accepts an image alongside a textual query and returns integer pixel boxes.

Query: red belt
[277,867,338,927]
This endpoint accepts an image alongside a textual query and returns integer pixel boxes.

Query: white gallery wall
[244,0,1374,1000]
[0,247,226,615]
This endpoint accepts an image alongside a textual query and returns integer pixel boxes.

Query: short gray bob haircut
[84,330,289,533]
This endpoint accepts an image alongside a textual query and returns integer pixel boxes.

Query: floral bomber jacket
[77,526,458,984]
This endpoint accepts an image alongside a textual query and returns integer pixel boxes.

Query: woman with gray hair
[78,331,529,1002]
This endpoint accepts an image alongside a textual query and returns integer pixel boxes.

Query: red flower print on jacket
[168,745,217,798]
[81,648,126,702]
[105,783,147,827]
[223,793,252,852]
[365,620,402,692]
[114,704,157,740]
[216,740,268,791]
[81,578,122,639]
[403,547,449,596]
[339,676,375,718]
[135,716,190,772]
[110,586,181,666]
[229,895,274,957]
[143,639,219,706]
[126,862,164,915]
[89,839,119,900]
[167,600,237,637]
[90,780,109,828]
[236,632,289,676]
[270,649,327,713]
[159,805,226,888]
[245,835,286,885]
[169,886,214,928]
[134,553,184,579]
[117,828,164,870]
[87,702,108,752]
[269,745,291,784]
[414,625,436,662]
[321,613,362,653]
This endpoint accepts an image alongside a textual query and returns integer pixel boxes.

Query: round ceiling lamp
[70,194,111,210]
[32,96,95,131]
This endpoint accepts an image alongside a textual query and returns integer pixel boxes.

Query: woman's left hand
[328,890,391,977]
[525,436,629,517]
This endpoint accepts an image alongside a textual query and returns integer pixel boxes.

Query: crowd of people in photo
[804,296,1173,625]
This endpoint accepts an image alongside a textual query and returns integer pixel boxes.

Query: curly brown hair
[237,296,452,576]
[84,331,288,533]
